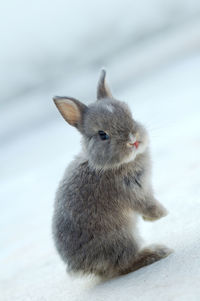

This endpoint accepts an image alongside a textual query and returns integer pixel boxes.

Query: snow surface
[1,1,200,300]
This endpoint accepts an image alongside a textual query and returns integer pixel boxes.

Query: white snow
[1,1,200,300]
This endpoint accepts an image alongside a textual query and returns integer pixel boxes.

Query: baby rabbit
[52,70,172,278]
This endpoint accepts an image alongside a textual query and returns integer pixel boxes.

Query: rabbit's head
[53,70,149,170]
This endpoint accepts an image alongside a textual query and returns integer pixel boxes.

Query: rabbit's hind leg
[95,243,173,278]
[118,244,173,276]
[93,236,139,278]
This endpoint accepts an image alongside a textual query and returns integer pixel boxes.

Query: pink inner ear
[55,100,81,125]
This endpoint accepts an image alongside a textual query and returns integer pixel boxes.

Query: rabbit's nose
[127,141,139,148]
[127,133,139,148]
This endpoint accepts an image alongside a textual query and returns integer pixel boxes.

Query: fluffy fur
[52,70,172,278]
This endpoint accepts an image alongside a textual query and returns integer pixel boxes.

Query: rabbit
[52,70,173,278]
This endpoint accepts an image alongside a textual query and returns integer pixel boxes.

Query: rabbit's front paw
[143,204,168,222]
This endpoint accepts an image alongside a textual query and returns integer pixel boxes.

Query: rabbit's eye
[98,130,109,140]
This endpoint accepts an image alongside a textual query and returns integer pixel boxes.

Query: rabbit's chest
[122,170,143,191]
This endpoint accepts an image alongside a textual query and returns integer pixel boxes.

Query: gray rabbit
[52,70,172,278]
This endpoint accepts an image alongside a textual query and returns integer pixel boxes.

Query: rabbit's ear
[53,96,87,130]
[97,69,113,100]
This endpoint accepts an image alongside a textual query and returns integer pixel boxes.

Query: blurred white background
[1,1,200,300]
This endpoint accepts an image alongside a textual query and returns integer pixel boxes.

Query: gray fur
[52,70,172,278]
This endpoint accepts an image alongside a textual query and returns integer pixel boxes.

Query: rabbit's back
[52,155,140,273]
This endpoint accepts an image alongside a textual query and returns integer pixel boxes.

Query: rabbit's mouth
[123,139,147,164]
[126,133,141,149]
[127,140,142,149]
[128,141,139,149]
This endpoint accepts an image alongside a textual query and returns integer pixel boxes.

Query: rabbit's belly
[72,206,138,247]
